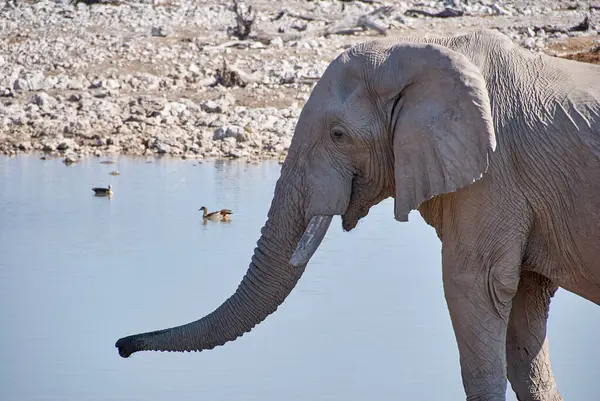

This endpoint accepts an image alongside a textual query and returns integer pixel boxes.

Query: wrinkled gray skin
[116,30,600,400]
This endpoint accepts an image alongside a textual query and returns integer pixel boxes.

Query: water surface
[0,155,598,401]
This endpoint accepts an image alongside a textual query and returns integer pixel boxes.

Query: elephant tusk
[289,215,333,267]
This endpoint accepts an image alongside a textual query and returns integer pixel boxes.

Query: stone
[523,37,536,49]
[236,127,259,143]
[21,71,45,91]
[166,102,187,116]
[13,78,28,91]
[103,79,121,90]
[57,142,69,151]
[18,141,32,151]
[270,37,284,48]
[213,125,243,140]
[226,148,249,158]
[151,26,170,37]
[31,92,57,108]
[63,155,78,165]
[200,100,222,113]
[42,141,57,152]
[156,142,171,154]
[491,3,512,15]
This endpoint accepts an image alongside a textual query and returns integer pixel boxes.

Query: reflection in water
[201,218,232,227]
[0,155,598,401]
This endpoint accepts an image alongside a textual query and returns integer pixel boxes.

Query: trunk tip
[115,335,141,358]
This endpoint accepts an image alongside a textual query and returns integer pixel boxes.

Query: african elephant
[115,29,600,400]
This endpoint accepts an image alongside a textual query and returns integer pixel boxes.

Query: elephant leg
[442,241,522,401]
[506,271,562,401]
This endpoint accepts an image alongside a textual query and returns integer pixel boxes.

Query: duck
[93,184,113,196]
[199,206,232,222]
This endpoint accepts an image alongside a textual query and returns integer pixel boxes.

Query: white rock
[523,38,536,49]
[213,125,243,140]
[151,26,169,37]
[31,92,57,108]
[200,100,222,113]
[57,138,78,151]
[491,3,512,16]
[270,37,284,48]
[103,79,121,90]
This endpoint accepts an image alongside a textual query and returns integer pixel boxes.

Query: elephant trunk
[115,176,332,358]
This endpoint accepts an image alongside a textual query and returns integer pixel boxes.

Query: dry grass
[548,36,600,64]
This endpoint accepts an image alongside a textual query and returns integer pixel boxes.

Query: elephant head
[115,40,496,358]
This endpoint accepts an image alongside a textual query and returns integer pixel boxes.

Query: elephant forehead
[319,61,363,103]
[304,85,367,125]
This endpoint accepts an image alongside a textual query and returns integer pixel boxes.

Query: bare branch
[228,0,255,40]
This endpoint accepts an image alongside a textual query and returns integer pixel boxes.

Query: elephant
[115,29,600,401]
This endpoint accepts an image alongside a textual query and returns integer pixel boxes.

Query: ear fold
[380,42,496,221]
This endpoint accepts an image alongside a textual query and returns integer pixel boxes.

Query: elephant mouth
[341,207,369,232]
[341,175,371,231]
[342,175,391,232]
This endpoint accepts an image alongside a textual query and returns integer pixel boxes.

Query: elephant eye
[331,129,345,140]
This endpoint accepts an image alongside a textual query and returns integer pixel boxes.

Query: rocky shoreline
[1,0,599,163]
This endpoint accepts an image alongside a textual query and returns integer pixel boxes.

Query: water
[0,155,598,401]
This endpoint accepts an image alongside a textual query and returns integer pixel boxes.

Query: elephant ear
[377,42,496,221]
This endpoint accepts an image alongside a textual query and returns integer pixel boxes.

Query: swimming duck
[199,206,232,221]
[93,184,113,196]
